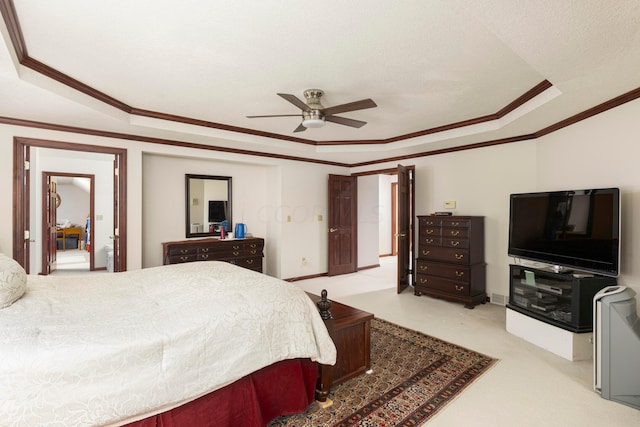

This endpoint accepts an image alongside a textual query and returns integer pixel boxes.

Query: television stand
[549,264,571,274]
[506,264,616,360]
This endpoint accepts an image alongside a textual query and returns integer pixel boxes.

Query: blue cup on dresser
[234,223,246,239]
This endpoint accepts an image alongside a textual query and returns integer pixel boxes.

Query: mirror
[185,174,232,238]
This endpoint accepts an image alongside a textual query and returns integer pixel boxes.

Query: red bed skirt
[123,358,317,427]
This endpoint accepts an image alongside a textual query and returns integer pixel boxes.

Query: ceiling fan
[247,89,377,133]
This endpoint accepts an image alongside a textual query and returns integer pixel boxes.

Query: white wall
[351,98,640,306]
[411,141,537,301]
[535,98,640,299]
[279,164,349,278]
[142,153,271,269]
[378,174,397,256]
[56,181,89,228]
[138,149,350,277]
[1,96,640,305]
[357,175,380,268]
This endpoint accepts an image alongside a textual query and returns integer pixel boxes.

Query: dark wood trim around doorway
[12,137,127,272]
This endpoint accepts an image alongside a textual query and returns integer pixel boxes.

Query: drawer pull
[452,222,459,226]
[455,285,464,291]
[201,248,209,252]
[422,250,430,256]
[426,229,434,234]
[426,221,434,225]
[455,254,464,260]
[180,249,189,254]
[420,265,428,271]
[250,244,257,248]
[233,251,240,256]
[455,271,464,277]
[451,241,460,246]
[450,230,460,236]
[425,238,434,244]
[201,254,209,260]
[180,256,188,261]
[233,245,240,250]
[246,259,254,264]
[419,278,428,284]
[230,260,237,264]
[250,250,257,255]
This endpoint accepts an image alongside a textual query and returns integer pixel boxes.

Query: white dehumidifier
[593,285,640,410]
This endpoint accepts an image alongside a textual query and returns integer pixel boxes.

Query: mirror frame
[185,174,232,238]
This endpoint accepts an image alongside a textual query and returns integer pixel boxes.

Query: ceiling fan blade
[321,98,377,115]
[277,93,311,112]
[246,114,301,118]
[293,123,307,132]
[325,115,367,128]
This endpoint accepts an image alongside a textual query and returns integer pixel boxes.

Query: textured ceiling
[1,0,640,165]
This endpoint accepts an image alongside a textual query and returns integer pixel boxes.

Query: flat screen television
[208,200,227,223]
[508,188,620,277]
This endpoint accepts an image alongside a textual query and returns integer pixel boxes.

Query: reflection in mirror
[185,174,232,238]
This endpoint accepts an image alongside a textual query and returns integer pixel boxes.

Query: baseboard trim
[285,262,382,282]
[357,263,381,271]
[285,273,327,282]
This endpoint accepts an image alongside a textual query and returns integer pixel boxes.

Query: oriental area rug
[269,318,498,427]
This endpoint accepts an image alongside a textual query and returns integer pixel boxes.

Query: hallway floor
[52,248,90,274]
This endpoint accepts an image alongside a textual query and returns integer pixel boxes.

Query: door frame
[41,172,95,274]
[12,137,127,272]
[340,165,415,283]
[391,181,398,256]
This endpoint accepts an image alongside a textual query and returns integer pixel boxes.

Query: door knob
[329,227,338,233]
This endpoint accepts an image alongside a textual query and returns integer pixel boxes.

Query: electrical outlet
[317,214,323,221]
[301,257,308,266]
[444,201,456,209]
[287,215,291,222]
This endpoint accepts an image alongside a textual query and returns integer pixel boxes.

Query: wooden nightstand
[307,292,374,403]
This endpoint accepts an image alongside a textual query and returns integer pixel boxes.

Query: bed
[0,255,336,426]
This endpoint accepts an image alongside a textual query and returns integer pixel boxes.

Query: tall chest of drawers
[415,216,486,309]
[162,237,264,273]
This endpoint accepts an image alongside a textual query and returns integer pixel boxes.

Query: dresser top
[162,237,263,246]
[417,215,484,220]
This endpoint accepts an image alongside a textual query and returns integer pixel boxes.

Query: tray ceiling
[1,0,640,165]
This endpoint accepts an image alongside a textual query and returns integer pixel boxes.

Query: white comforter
[0,261,336,426]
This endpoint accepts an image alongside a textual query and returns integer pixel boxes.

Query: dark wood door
[112,158,120,272]
[41,175,58,275]
[328,174,357,276]
[397,164,412,293]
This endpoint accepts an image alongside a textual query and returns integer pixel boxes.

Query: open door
[41,175,58,275]
[327,174,357,276]
[396,164,413,293]
[112,158,120,272]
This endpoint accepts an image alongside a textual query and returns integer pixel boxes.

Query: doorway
[12,137,127,273]
[42,172,95,275]
[328,165,415,292]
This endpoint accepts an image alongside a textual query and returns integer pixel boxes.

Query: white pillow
[0,253,27,308]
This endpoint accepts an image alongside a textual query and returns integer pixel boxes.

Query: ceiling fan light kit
[247,88,377,133]
[302,111,325,128]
